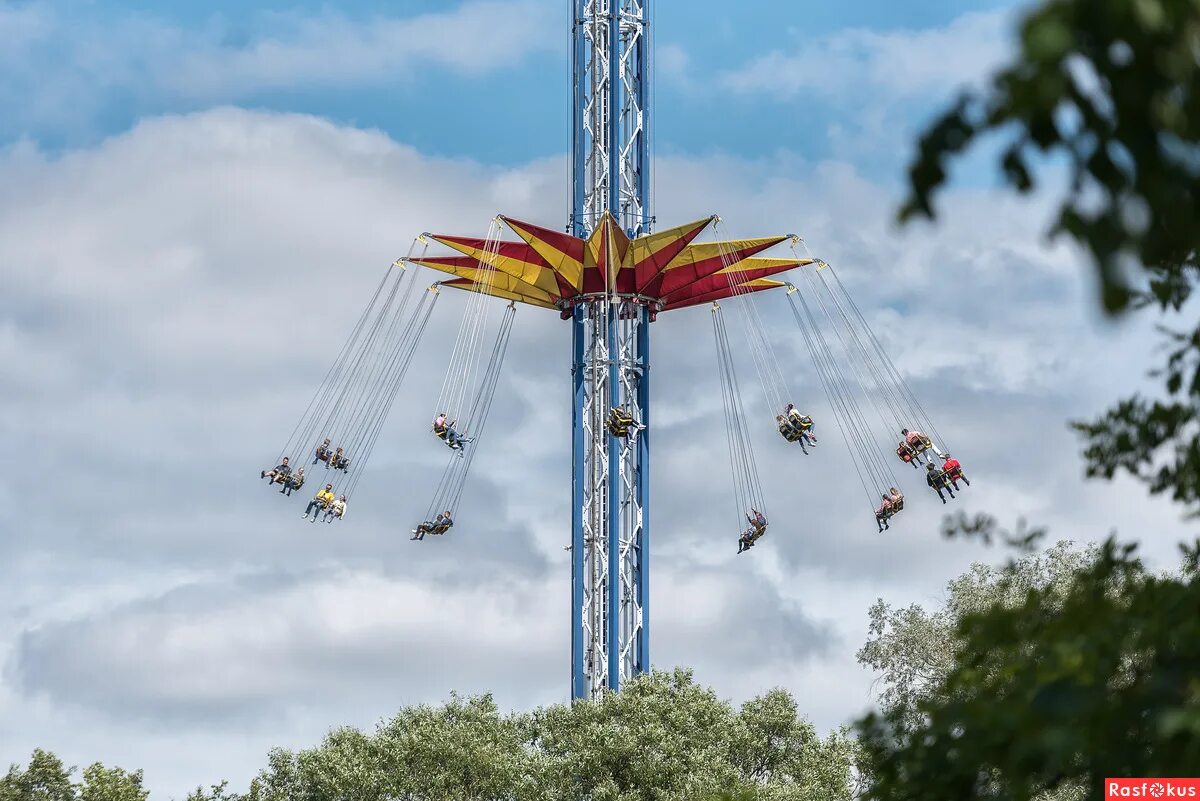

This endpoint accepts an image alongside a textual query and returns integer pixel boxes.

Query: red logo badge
[1106,779,1200,799]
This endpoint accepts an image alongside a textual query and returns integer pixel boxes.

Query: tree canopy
[1,751,148,801]
[857,539,1200,801]
[181,670,855,801]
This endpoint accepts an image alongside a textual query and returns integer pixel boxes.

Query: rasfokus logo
[1107,779,1200,799]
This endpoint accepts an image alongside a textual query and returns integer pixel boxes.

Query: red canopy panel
[502,217,587,294]
[631,217,715,293]
[642,237,788,300]
[429,235,575,299]
[411,255,558,304]
[663,279,788,311]
[412,214,805,315]
[659,257,806,305]
[439,277,559,309]
[581,216,632,294]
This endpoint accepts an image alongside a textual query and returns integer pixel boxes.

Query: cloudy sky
[0,0,1191,796]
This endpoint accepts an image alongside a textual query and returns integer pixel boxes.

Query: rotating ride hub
[408,212,806,698]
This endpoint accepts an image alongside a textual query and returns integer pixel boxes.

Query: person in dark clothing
[926,462,955,503]
[412,511,453,541]
[737,509,768,553]
[261,457,291,484]
[281,467,306,496]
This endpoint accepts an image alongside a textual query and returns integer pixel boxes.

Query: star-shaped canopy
[407,213,811,317]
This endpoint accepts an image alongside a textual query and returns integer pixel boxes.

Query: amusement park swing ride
[257,1,971,700]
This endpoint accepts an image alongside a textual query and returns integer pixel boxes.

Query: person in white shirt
[323,495,347,522]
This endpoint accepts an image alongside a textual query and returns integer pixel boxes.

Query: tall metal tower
[408,0,804,702]
[568,0,652,699]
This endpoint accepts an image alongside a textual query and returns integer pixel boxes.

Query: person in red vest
[941,454,970,490]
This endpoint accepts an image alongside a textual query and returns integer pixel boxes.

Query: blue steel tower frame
[402,0,804,701]
[569,0,652,700]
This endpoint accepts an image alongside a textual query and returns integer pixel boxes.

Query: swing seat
[904,436,933,454]
[607,407,635,438]
[780,425,807,443]
[790,414,813,431]
[878,498,903,520]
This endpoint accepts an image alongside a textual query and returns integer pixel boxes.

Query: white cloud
[0,1,559,137]
[0,107,1191,798]
[166,1,561,98]
[704,9,1016,161]
[719,10,1013,102]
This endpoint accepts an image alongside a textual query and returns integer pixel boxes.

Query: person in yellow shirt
[303,484,335,520]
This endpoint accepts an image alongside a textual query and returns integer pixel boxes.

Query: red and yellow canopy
[408,213,811,315]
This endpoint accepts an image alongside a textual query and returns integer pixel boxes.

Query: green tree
[0,751,73,801]
[251,694,528,801]
[857,541,1099,735]
[858,540,1200,801]
[243,670,855,801]
[0,754,147,801]
[77,765,148,801]
[184,782,238,801]
[532,668,856,801]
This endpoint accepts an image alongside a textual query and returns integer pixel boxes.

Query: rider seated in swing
[737,509,768,554]
[411,510,454,541]
[926,462,956,504]
[779,405,816,449]
[432,413,472,453]
[329,447,349,472]
[607,407,645,439]
[281,467,305,496]
[898,428,946,465]
[785,404,815,437]
[322,494,347,522]
[874,487,904,531]
[776,415,815,453]
[303,484,336,520]
[940,454,970,489]
[313,438,332,465]
[261,457,291,484]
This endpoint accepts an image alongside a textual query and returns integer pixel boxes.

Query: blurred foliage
[857,538,1200,801]
[1072,320,1200,512]
[901,0,1200,316]
[902,0,1200,512]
